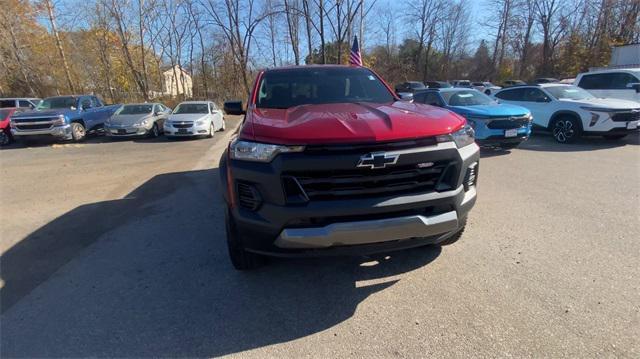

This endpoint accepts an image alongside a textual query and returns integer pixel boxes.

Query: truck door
[578,72,640,103]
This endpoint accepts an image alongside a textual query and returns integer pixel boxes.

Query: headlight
[195,119,206,126]
[436,125,475,148]
[229,139,305,162]
[580,106,617,113]
[134,119,149,127]
[52,114,65,126]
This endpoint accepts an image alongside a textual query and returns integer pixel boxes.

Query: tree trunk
[44,0,75,94]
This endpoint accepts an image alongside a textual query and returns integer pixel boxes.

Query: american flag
[349,36,363,66]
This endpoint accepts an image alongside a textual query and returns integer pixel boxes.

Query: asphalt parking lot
[1,118,639,357]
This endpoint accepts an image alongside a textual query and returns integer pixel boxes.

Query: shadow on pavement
[1,168,441,357]
[518,132,639,152]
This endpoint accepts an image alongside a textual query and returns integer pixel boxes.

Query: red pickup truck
[220,65,480,270]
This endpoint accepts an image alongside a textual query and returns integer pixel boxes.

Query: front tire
[70,122,86,142]
[226,209,265,270]
[220,118,226,131]
[0,130,12,146]
[550,116,581,143]
[148,123,159,138]
[208,122,214,138]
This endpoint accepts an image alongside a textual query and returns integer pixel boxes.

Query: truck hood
[449,103,530,118]
[10,108,78,118]
[561,97,640,109]
[241,102,465,145]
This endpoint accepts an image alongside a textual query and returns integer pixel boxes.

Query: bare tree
[43,0,75,93]
[284,0,301,64]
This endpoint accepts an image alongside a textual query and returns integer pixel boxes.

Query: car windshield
[116,104,153,115]
[37,97,77,110]
[256,67,395,109]
[442,90,495,106]
[545,86,594,100]
[173,103,209,114]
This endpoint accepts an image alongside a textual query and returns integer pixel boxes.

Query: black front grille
[12,117,57,123]
[173,123,193,128]
[487,116,530,129]
[236,181,261,210]
[17,124,51,130]
[611,111,640,122]
[285,161,455,201]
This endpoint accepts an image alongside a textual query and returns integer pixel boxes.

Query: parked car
[414,89,531,149]
[105,103,171,138]
[472,81,502,95]
[9,95,120,142]
[0,98,41,110]
[395,81,427,93]
[425,81,453,88]
[220,65,480,270]
[493,84,640,143]
[0,108,18,146]
[451,80,472,88]
[534,78,559,84]
[502,80,526,87]
[163,101,225,138]
[575,68,640,104]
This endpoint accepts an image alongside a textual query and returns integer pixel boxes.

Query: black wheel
[0,130,11,146]
[435,218,467,246]
[603,134,627,140]
[220,119,226,131]
[550,116,581,143]
[208,122,214,138]
[500,142,520,150]
[226,209,265,270]
[148,123,159,138]
[70,122,86,142]
[484,89,491,95]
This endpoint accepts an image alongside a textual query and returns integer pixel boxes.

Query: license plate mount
[505,129,518,138]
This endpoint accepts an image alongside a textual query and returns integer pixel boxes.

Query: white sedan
[164,101,225,138]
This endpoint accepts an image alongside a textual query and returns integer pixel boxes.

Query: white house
[163,65,193,98]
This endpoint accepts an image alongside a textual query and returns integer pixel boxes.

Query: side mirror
[223,100,245,115]
[627,83,640,93]
[154,111,161,116]
[397,92,414,101]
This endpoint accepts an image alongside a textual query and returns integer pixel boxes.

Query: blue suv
[414,88,532,149]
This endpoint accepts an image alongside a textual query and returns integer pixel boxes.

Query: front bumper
[105,125,150,137]
[470,120,531,144]
[164,123,209,136]
[11,124,72,139]
[222,141,480,257]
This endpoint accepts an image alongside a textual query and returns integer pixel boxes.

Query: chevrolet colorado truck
[220,65,480,270]
[10,95,120,142]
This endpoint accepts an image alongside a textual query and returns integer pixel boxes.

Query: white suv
[575,68,640,104]
[493,84,640,143]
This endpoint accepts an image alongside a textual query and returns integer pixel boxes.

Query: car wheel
[148,123,159,138]
[0,131,11,146]
[434,218,467,246]
[70,122,86,142]
[550,116,581,143]
[603,134,627,140]
[220,119,226,131]
[485,89,491,95]
[226,208,265,270]
[208,122,214,138]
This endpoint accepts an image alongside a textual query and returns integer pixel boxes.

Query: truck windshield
[116,104,153,115]
[545,86,594,100]
[442,90,495,106]
[173,103,209,114]
[256,67,395,109]
[37,97,77,110]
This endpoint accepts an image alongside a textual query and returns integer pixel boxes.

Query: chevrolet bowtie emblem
[357,152,399,169]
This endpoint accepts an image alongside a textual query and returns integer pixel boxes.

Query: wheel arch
[548,110,583,131]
